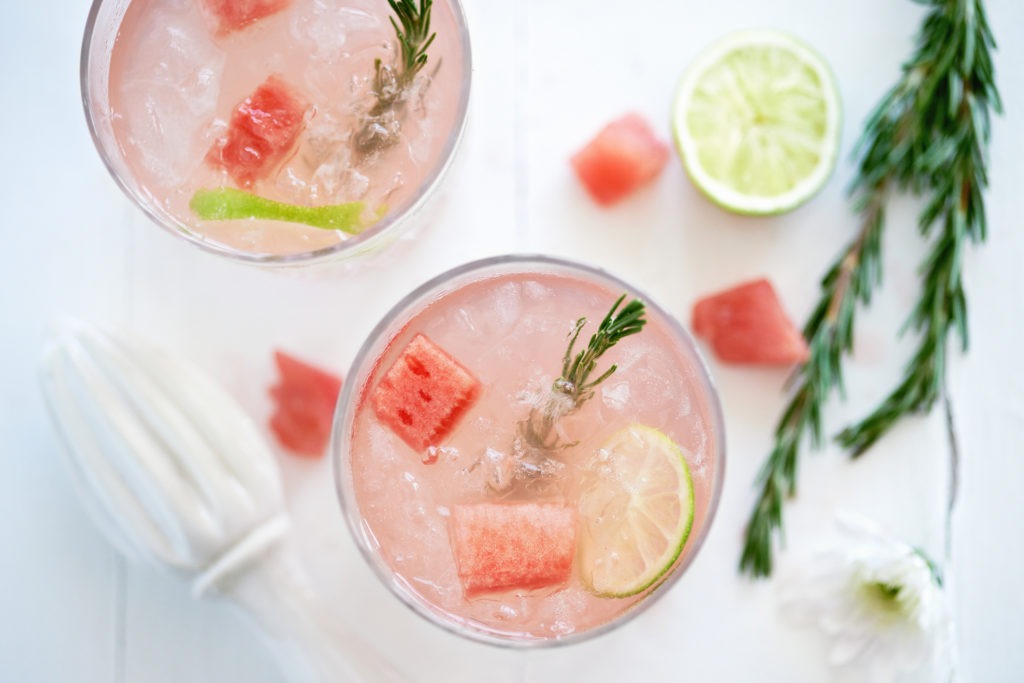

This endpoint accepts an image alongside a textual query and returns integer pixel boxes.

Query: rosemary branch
[740,187,888,578]
[520,295,647,451]
[740,0,1000,578]
[388,0,436,83]
[356,0,437,153]
[838,0,1001,454]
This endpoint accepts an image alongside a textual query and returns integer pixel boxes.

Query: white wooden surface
[2,0,1022,681]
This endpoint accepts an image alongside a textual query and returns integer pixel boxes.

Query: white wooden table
[3,0,1022,681]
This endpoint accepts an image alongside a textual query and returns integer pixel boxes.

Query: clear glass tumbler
[81,0,472,266]
[332,254,726,646]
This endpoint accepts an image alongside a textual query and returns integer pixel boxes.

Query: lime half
[578,424,695,598]
[672,29,841,215]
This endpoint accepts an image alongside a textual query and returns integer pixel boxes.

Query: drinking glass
[81,0,472,266]
[332,254,726,646]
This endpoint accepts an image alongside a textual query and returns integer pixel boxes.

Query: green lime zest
[189,187,378,234]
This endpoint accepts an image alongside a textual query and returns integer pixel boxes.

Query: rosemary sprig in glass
[356,0,437,153]
[519,295,647,451]
[740,0,1001,579]
[387,0,436,84]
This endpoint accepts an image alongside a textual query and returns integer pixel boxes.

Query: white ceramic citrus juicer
[39,320,406,683]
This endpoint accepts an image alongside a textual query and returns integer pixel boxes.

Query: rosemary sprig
[740,0,1000,578]
[388,0,436,84]
[520,295,647,450]
[740,191,887,578]
[357,0,437,153]
[559,295,647,406]
[837,0,1001,454]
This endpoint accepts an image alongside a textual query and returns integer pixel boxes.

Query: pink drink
[333,256,725,645]
[82,0,470,263]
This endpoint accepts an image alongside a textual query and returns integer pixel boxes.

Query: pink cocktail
[81,0,470,264]
[332,256,725,645]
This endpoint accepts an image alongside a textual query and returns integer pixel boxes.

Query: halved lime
[672,29,841,215]
[577,424,695,598]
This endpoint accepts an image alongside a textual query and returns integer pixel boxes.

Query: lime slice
[577,424,695,598]
[672,29,841,215]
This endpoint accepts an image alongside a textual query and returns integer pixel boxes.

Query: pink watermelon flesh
[692,278,810,365]
[200,0,292,35]
[570,113,670,206]
[268,350,343,457]
[450,502,577,597]
[206,75,309,187]
[372,334,480,453]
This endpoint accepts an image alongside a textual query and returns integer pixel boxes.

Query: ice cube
[302,115,352,169]
[405,105,435,165]
[454,307,477,335]
[291,0,381,59]
[601,381,631,411]
[273,166,308,204]
[293,0,384,98]
[120,8,225,186]
[459,447,513,493]
[310,162,370,202]
[297,115,377,202]
[523,280,554,303]
[483,447,515,492]
[489,282,523,336]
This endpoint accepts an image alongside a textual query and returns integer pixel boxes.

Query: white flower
[778,513,948,683]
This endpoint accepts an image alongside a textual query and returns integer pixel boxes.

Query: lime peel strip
[189,187,381,235]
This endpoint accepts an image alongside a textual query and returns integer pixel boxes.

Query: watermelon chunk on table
[450,502,577,597]
[372,334,480,453]
[268,350,343,457]
[691,278,810,365]
[570,113,670,206]
[200,0,292,35]
[206,75,309,187]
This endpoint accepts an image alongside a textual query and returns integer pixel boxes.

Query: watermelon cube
[372,334,480,453]
[268,350,343,457]
[570,113,670,206]
[691,278,810,365]
[450,502,577,597]
[200,0,292,35]
[206,75,309,187]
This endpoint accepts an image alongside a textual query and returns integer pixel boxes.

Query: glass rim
[330,253,727,648]
[80,0,473,267]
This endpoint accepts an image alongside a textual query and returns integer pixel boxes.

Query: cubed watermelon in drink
[570,113,670,206]
[691,278,809,365]
[206,75,309,187]
[372,334,480,453]
[450,502,577,597]
[200,0,292,35]
[268,350,343,457]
